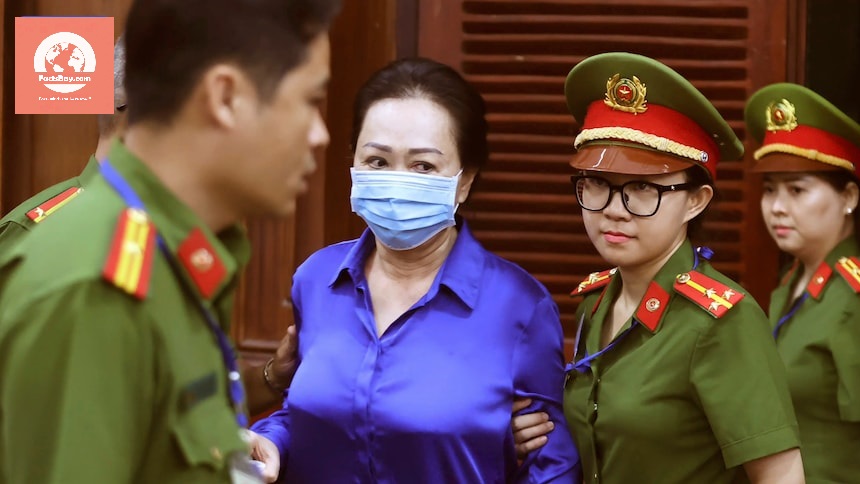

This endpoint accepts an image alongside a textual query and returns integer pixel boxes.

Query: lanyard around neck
[773,293,809,339]
[99,160,249,428]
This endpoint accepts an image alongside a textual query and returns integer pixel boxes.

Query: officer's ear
[842,180,859,213]
[197,64,257,130]
[683,184,714,223]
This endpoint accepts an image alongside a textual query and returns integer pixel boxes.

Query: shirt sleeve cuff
[720,424,800,469]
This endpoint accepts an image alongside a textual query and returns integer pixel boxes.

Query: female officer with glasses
[248,58,581,483]
[559,53,804,484]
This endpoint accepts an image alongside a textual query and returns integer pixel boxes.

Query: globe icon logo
[44,42,86,73]
[33,32,97,94]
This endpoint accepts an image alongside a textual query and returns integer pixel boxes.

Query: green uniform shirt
[0,156,100,255]
[770,236,860,484]
[564,240,800,484]
[0,141,251,483]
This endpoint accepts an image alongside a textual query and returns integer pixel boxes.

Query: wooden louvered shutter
[418,0,790,350]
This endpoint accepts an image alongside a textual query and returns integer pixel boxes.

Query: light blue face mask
[350,168,462,250]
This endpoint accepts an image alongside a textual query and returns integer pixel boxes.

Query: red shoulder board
[805,262,833,299]
[673,271,745,318]
[835,257,860,293]
[571,268,617,296]
[102,208,156,299]
[25,187,83,223]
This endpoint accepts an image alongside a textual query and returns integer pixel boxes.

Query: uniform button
[228,370,240,381]
[210,446,222,462]
[596,377,601,383]
[593,403,598,411]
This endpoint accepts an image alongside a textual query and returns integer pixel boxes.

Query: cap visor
[751,152,845,173]
[569,144,694,175]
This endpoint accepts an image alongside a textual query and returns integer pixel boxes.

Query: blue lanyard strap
[99,160,249,428]
[773,293,808,339]
[566,323,638,374]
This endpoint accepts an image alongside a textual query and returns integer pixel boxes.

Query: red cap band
[761,125,860,169]
[579,100,720,179]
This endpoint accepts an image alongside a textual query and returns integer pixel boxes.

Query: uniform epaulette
[25,186,83,223]
[102,208,156,299]
[673,270,745,318]
[834,256,860,293]
[571,268,617,296]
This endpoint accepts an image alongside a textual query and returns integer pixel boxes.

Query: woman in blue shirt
[249,58,580,483]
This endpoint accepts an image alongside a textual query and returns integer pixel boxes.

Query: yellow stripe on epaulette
[102,208,156,299]
[673,270,745,318]
[835,256,860,293]
[25,187,83,223]
[571,268,617,296]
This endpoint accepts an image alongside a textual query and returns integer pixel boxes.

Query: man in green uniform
[746,83,860,483]
[0,0,339,482]
[0,35,299,418]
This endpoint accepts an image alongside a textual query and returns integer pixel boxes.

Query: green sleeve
[0,280,155,483]
[689,301,800,468]
[831,305,860,421]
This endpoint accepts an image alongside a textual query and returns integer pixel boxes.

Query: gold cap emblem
[605,74,647,114]
[765,99,797,132]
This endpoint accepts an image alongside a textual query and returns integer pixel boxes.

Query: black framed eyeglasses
[570,175,699,217]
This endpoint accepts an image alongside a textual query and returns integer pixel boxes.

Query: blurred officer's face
[580,170,711,272]
[761,173,857,263]
[228,33,331,217]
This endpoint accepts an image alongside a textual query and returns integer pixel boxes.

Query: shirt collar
[592,239,695,335]
[106,139,250,303]
[328,218,485,309]
[778,236,860,300]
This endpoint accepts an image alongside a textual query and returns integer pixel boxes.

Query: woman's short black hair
[350,58,489,174]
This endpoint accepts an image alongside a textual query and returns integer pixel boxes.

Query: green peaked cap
[745,82,860,147]
[564,52,744,163]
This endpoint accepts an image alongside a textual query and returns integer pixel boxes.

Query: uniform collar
[106,140,250,303]
[592,239,695,335]
[779,236,860,301]
[330,218,484,309]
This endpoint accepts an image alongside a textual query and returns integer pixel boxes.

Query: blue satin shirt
[251,221,580,483]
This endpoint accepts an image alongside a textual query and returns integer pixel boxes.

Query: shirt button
[210,446,222,462]
[593,403,598,411]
